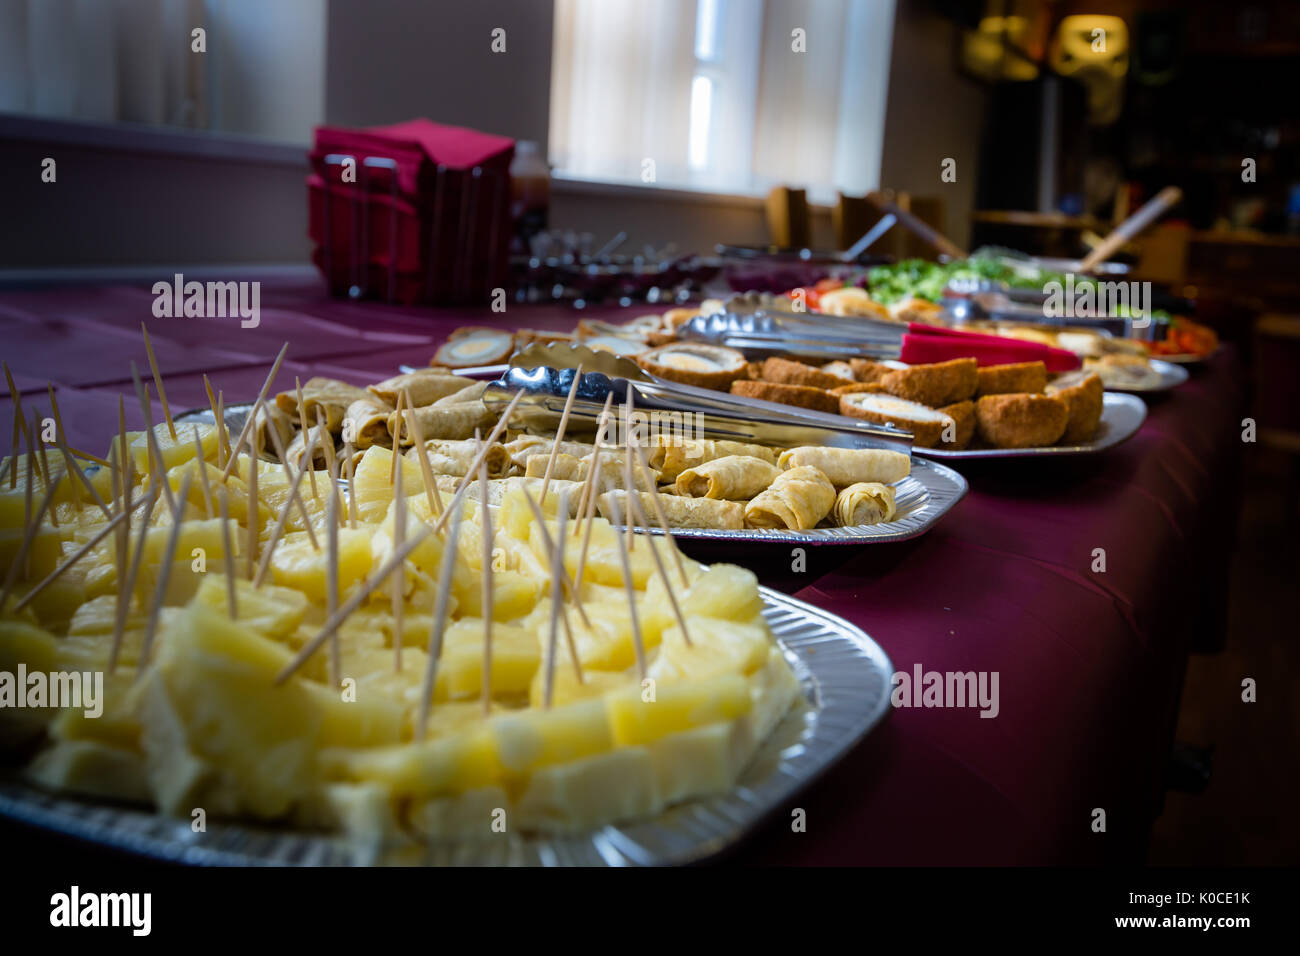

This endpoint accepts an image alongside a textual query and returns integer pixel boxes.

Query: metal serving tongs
[481,343,914,451]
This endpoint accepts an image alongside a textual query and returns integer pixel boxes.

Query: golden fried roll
[974,393,1069,448]
[849,358,889,383]
[342,396,394,451]
[744,361,765,380]
[776,447,910,487]
[598,490,743,530]
[275,376,369,431]
[521,451,583,481]
[878,357,978,407]
[937,400,975,450]
[577,451,659,492]
[251,402,294,454]
[648,437,778,481]
[975,361,1048,397]
[730,379,839,414]
[838,393,955,448]
[440,475,584,512]
[760,357,848,390]
[390,401,495,444]
[889,297,944,325]
[645,330,678,348]
[675,455,781,500]
[408,439,511,478]
[368,368,474,407]
[833,482,897,526]
[1046,371,1104,444]
[286,422,331,469]
[637,342,748,389]
[503,436,595,471]
[832,382,887,397]
[744,465,836,530]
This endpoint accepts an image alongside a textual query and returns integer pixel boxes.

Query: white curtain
[550,0,896,201]
[0,0,324,143]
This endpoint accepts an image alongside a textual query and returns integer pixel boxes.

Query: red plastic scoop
[900,323,1081,371]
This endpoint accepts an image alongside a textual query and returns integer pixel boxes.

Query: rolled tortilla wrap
[577,450,659,492]
[504,436,596,469]
[251,403,294,455]
[275,376,369,431]
[435,475,584,512]
[343,396,394,450]
[598,489,744,530]
[523,452,584,482]
[833,482,897,526]
[368,368,474,407]
[433,380,489,405]
[286,422,331,470]
[743,466,835,530]
[408,439,511,478]
[390,401,495,444]
[776,447,910,487]
[675,455,781,500]
[648,437,778,481]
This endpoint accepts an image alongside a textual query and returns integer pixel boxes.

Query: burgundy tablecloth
[0,278,1245,865]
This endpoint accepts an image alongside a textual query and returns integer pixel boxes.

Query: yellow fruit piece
[647,719,756,805]
[645,561,759,626]
[528,664,634,709]
[437,618,540,702]
[190,574,308,641]
[453,568,538,621]
[50,670,143,752]
[492,697,613,776]
[0,619,62,745]
[554,517,687,591]
[319,727,501,798]
[648,616,773,683]
[114,422,218,477]
[269,528,372,602]
[606,674,752,747]
[514,747,661,833]
[351,447,422,523]
[525,597,664,672]
[26,739,151,803]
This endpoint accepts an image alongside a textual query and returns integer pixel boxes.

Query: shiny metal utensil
[483,365,913,451]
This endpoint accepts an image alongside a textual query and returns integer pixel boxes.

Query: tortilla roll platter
[0,347,896,866]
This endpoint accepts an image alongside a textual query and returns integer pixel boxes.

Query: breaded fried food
[831,382,887,396]
[849,358,889,383]
[821,361,856,382]
[838,392,956,448]
[744,361,765,380]
[974,393,1069,448]
[878,357,978,407]
[975,361,1048,397]
[1046,371,1104,444]
[637,342,748,389]
[761,356,848,390]
[937,400,975,450]
[731,379,839,414]
[663,307,701,329]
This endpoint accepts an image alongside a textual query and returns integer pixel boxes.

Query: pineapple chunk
[269,529,372,602]
[350,447,423,523]
[26,739,151,803]
[527,664,634,709]
[453,569,538,622]
[190,575,308,640]
[514,746,661,833]
[606,674,752,747]
[554,517,687,591]
[646,719,756,805]
[492,697,613,776]
[525,597,665,671]
[437,618,540,702]
[648,616,773,683]
[114,422,217,476]
[319,728,501,798]
[0,619,61,745]
[645,562,760,628]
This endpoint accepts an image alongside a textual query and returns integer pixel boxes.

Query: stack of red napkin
[308,119,515,305]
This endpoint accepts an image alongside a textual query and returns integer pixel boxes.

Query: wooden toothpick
[252,430,317,588]
[326,454,340,687]
[264,412,319,551]
[294,376,320,500]
[140,322,177,440]
[416,501,466,741]
[519,489,591,628]
[219,342,289,482]
[391,457,405,672]
[192,428,214,519]
[218,486,238,619]
[137,474,192,669]
[540,364,583,505]
[0,479,60,610]
[110,483,160,673]
[630,439,691,588]
[603,492,647,680]
[401,387,444,518]
[478,448,494,716]
[389,389,405,483]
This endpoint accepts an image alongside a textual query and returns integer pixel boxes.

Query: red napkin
[901,324,1082,371]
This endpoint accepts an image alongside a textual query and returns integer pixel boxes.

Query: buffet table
[0,277,1245,865]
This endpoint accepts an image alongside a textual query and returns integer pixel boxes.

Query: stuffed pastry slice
[648,437,778,481]
[368,368,475,407]
[275,376,369,431]
[407,439,511,478]
[597,490,744,530]
[343,397,394,450]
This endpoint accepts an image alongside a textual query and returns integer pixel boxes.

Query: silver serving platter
[1097,358,1188,393]
[917,391,1147,459]
[182,401,967,546]
[0,587,893,866]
